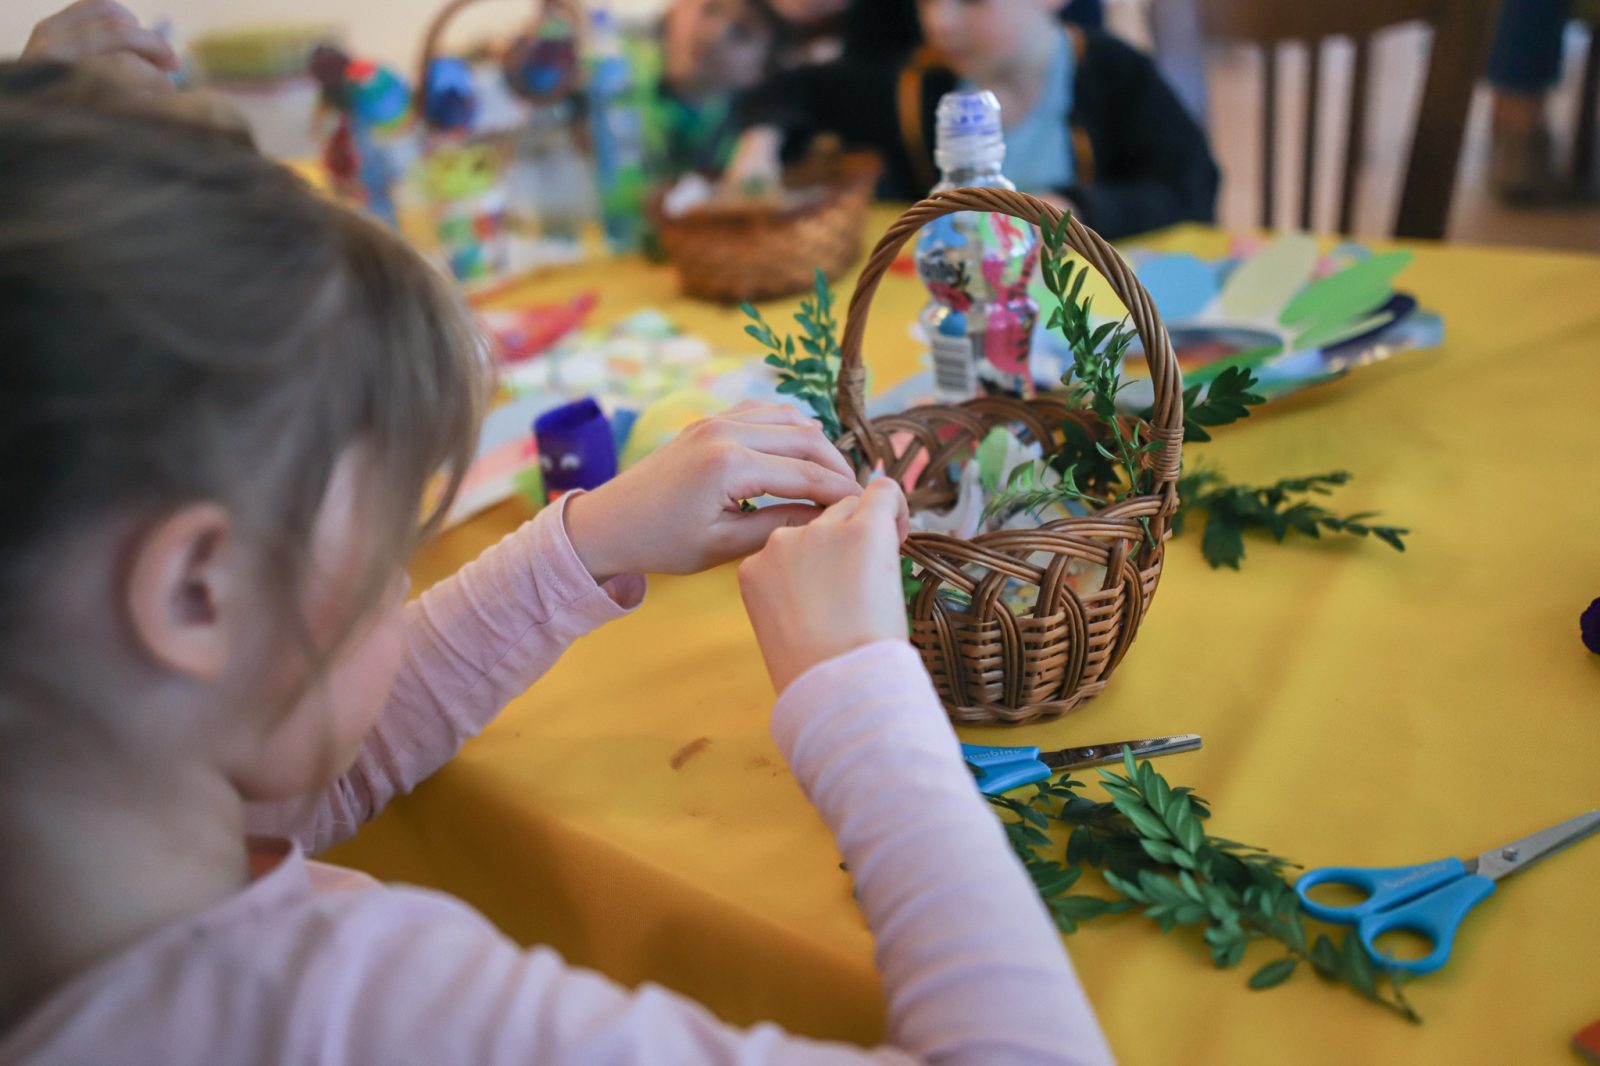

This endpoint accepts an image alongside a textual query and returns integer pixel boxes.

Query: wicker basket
[833,187,1184,726]
[652,151,881,304]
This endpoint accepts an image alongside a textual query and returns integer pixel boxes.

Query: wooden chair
[1573,14,1599,191]
[1191,0,1502,239]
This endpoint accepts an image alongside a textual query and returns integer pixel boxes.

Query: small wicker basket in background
[833,187,1184,726]
[651,151,881,304]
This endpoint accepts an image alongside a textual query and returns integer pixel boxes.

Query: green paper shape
[977,426,1012,494]
[1218,235,1318,321]
[1280,250,1412,350]
[1175,343,1284,387]
[1291,309,1396,353]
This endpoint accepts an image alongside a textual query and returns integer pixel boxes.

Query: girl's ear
[124,503,240,681]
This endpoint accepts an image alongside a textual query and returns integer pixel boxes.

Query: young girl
[725,0,1217,239]
[0,70,1115,1065]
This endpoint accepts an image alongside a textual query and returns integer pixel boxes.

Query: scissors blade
[1039,734,1202,770]
[1470,809,1600,882]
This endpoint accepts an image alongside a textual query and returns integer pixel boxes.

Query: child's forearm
[245,496,643,852]
[775,642,1117,1065]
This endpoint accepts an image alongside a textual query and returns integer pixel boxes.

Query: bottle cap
[933,90,1005,173]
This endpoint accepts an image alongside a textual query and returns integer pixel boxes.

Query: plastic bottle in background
[509,99,596,265]
[914,90,1040,401]
[586,7,648,254]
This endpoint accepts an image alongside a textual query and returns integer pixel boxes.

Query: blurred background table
[326,209,1600,1063]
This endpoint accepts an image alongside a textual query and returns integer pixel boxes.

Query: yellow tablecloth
[326,212,1600,1063]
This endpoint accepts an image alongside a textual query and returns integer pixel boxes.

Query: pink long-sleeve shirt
[0,498,1115,1065]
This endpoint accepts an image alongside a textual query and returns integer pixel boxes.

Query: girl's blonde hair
[0,62,485,667]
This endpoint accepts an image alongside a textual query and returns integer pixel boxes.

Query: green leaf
[1340,933,1378,996]
[1312,934,1341,977]
[1016,823,1051,847]
[1052,895,1119,921]
[1120,801,1175,842]
[1102,869,1148,903]
[1141,838,1177,864]
[1200,515,1246,569]
[1249,957,1299,990]
[1067,825,1093,865]
[1146,772,1173,821]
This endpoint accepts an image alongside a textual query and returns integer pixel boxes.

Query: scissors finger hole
[1303,881,1371,910]
[1372,927,1435,963]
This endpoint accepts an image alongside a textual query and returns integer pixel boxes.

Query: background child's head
[916,0,1069,86]
[0,65,484,800]
[664,0,785,99]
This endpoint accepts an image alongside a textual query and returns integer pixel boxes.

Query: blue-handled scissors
[961,734,1202,795]
[1295,808,1600,975]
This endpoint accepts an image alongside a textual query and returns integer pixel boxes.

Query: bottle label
[915,211,1041,400]
[930,328,978,403]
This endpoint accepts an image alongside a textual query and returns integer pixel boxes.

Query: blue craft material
[423,57,477,131]
[349,64,410,127]
[534,398,617,497]
[609,408,638,457]
[1133,252,1217,321]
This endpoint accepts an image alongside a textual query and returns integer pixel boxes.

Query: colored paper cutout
[1218,235,1318,321]
[1133,252,1218,321]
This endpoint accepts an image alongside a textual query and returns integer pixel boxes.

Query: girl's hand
[24,0,179,95]
[737,478,911,694]
[563,402,863,583]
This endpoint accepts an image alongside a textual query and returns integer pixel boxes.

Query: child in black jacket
[728,0,1217,239]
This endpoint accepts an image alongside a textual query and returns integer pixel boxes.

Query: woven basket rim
[649,151,881,231]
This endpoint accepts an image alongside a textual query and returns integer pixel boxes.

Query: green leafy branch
[1037,212,1154,501]
[741,269,844,440]
[1174,469,1411,570]
[989,748,1421,1022]
[1164,364,1267,443]
[979,457,1099,525]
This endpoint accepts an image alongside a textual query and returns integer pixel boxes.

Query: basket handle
[414,0,584,117]
[835,187,1184,501]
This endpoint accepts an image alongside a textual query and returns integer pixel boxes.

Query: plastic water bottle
[510,99,596,262]
[586,8,647,254]
[914,91,1040,401]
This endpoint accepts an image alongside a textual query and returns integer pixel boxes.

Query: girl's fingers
[716,423,854,481]
[727,452,861,508]
[812,492,861,527]
[853,478,910,541]
[723,502,827,552]
[56,0,139,27]
[97,51,179,93]
[82,20,179,69]
[716,401,817,428]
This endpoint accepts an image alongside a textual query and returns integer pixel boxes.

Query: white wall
[3,0,668,73]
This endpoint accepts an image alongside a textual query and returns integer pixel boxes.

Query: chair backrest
[1194,0,1500,238]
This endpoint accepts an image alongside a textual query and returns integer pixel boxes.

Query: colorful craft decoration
[479,292,598,363]
[310,45,416,227]
[502,16,581,103]
[1026,237,1443,408]
[420,55,477,131]
[533,398,617,499]
[415,143,509,283]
